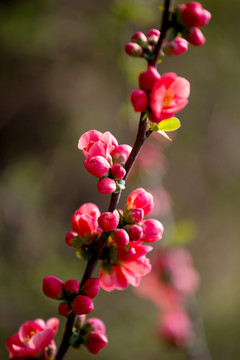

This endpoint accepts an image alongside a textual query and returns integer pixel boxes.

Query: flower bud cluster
[173,2,211,47]
[70,315,108,354]
[78,130,132,195]
[130,66,190,123]
[125,29,160,60]
[43,276,100,317]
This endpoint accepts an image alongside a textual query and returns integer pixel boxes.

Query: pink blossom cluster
[43,276,100,318]
[64,188,163,292]
[6,317,59,359]
[175,2,211,46]
[78,130,132,195]
[131,66,190,123]
[136,247,199,347]
[71,315,108,354]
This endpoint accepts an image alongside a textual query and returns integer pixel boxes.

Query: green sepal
[75,250,83,260]
[124,243,130,251]
[141,111,148,121]
[69,332,83,349]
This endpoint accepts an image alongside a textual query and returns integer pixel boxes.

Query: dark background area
[0,0,240,359]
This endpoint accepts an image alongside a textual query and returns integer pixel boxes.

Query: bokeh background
[1,0,240,359]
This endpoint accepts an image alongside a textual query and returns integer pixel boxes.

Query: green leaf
[158,5,165,12]
[157,117,181,132]
[141,111,148,121]
[157,130,172,141]
[75,250,83,259]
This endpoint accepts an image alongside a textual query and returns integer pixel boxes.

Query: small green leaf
[141,111,148,121]
[157,57,162,64]
[158,5,165,12]
[75,250,83,259]
[157,117,181,132]
[157,130,172,141]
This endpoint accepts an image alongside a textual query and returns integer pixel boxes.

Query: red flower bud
[65,231,77,247]
[163,37,189,56]
[97,178,116,194]
[82,278,100,299]
[58,302,72,317]
[124,208,144,224]
[72,295,94,315]
[124,224,143,241]
[125,42,143,57]
[86,332,108,354]
[146,29,160,45]
[64,279,79,295]
[113,229,130,247]
[111,164,126,180]
[131,32,148,47]
[86,317,106,333]
[43,276,64,300]
[181,2,211,28]
[139,66,161,92]
[98,210,120,231]
[185,27,206,46]
[130,90,149,113]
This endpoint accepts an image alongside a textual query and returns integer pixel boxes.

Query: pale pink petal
[18,321,42,344]
[28,329,53,351]
[78,130,102,150]
[46,318,59,337]
[169,77,190,98]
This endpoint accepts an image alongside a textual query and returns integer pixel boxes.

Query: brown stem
[55,0,172,358]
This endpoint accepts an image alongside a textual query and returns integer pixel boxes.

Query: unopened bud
[125,42,143,57]
[124,208,144,224]
[72,295,94,315]
[58,302,72,317]
[185,27,206,46]
[111,164,126,180]
[139,66,161,92]
[163,37,189,56]
[82,278,100,299]
[124,224,143,241]
[113,229,130,247]
[98,210,120,231]
[64,279,79,295]
[146,29,161,45]
[97,178,116,195]
[65,231,78,247]
[131,32,148,47]
[130,90,149,112]
[43,276,64,300]
[111,144,132,165]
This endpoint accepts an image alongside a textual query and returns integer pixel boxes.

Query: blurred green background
[1,0,240,359]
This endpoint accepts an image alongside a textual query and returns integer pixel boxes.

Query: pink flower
[78,130,118,163]
[72,295,94,315]
[139,66,161,92]
[97,178,117,194]
[82,278,100,298]
[149,72,190,122]
[141,219,164,243]
[83,155,110,178]
[87,332,108,354]
[98,210,120,231]
[100,242,152,291]
[6,318,59,359]
[136,248,199,310]
[72,203,100,238]
[42,276,64,300]
[126,188,154,216]
[157,307,194,347]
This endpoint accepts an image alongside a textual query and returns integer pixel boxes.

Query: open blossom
[78,130,118,163]
[100,241,152,291]
[149,72,190,123]
[6,318,59,359]
[136,248,199,310]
